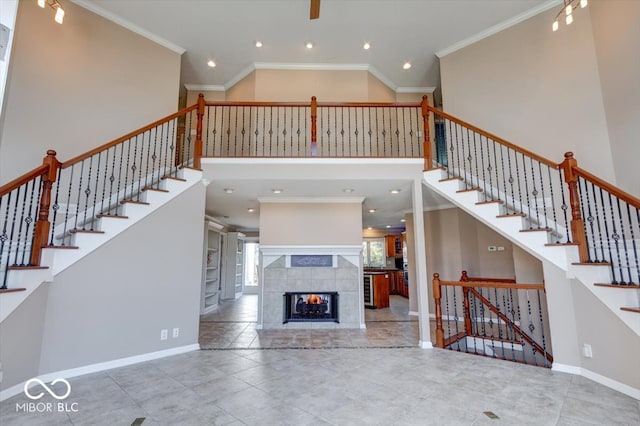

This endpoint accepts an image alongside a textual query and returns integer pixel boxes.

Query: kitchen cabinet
[385,235,403,258]
[372,273,390,309]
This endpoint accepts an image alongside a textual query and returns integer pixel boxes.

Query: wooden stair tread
[69,229,105,234]
[497,213,526,218]
[43,245,79,250]
[142,186,169,193]
[572,262,611,266]
[96,214,129,219]
[594,283,640,289]
[620,307,640,314]
[476,200,503,205]
[120,199,150,205]
[179,166,203,171]
[161,175,186,182]
[0,288,27,294]
[438,176,463,182]
[7,265,48,270]
[545,242,580,246]
[456,187,482,193]
[520,228,552,233]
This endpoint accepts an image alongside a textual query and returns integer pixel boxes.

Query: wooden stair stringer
[423,168,640,336]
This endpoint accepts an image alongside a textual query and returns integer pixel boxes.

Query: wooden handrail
[573,165,640,209]
[438,280,545,291]
[205,100,311,107]
[461,270,517,284]
[60,104,198,169]
[425,105,558,169]
[468,287,553,364]
[0,164,49,197]
[317,102,421,108]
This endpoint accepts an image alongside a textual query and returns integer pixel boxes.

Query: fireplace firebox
[283,292,339,323]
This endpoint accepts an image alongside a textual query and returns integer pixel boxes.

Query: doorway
[243,241,259,294]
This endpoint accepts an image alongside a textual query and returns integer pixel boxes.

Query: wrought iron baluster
[471,129,481,192]
[82,156,94,229]
[537,163,550,231]
[626,203,639,284]
[536,290,550,367]
[530,159,541,228]
[1,192,11,288]
[9,187,22,265]
[614,197,632,284]
[520,153,531,222]
[49,169,62,245]
[525,291,539,366]
[478,134,488,198]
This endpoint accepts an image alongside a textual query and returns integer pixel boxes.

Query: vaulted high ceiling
[74,0,554,92]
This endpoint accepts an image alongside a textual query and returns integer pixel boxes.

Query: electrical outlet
[488,245,497,252]
[172,327,180,338]
[160,329,168,340]
[583,343,593,358]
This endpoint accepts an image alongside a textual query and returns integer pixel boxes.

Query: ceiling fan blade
[310,0,320,20]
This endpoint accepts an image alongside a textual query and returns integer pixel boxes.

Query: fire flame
[306,294,322,304]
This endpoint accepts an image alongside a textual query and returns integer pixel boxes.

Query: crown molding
[224,63,257,91]
[258,196,365,204]
[184,84,225,92]
[435,0,561,58]
[396,87,436,94]
[71,1,186,55]
[188,62,433,94]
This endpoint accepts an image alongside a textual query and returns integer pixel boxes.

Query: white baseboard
[360,323,367,329]
[409,311,419,316]
[551,362,582,375]
[0,344,200,402]
[419,340,433,349]
[552,363,640,400]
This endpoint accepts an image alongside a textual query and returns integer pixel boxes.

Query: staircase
[0,103,203,323]
[423,109,640,336]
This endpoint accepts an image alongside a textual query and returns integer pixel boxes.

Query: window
[362,238,385,267]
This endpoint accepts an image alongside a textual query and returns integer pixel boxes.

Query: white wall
[440,6,616,186]
[36,183,204,376]
[589,0,640,196]
[0,1,181,184]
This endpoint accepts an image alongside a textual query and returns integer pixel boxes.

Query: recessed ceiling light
[389,189,401,194]
[305,42,314,49]
[223,188,234,194]
[343,188,354,193]
[386,225,392,228]
[400,219,406,223]
[403,62,411,70]
[367,227,373,230]
[255,41,263,47]
[363,42,371,50]
[247,208,255,213]
[272,189,283,194]
[207,60,216,68]
[368,209,376,213]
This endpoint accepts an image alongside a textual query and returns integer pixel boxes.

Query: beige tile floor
[199,294,421,350]
[2,295,638,425]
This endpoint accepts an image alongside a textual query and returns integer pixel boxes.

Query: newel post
[460,271,473,337]
[421,95,432,171]
[194,93,205,169]
[30,150,59,266]
[310,96,318,156]
[432,273,444,348]
[561,152,588,262]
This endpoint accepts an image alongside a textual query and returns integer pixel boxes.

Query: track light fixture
[37,0,65,24]
[552,0,587,32]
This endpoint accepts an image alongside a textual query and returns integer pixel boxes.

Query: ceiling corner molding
[254,62,369,72]
[423,203,457,212]
[396,87,436,94]
[224,63,257,91]
[435,0,561,58]
[71,0,186,55]
[184,84,225,92]
[366,65,398,92]
[257,196,365,204]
